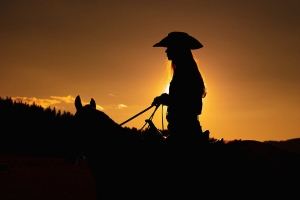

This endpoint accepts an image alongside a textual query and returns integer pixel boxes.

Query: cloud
[106,104,128,109]
[117,104,127,109]
[96,105,104,110]
[109,94,116,97]
[11,97,60,108]
[50,95,75,103]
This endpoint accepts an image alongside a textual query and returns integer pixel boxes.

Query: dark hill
[264,138,300,154]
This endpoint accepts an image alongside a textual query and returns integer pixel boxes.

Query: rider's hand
[151,93,169,106]
[152,96,162,106]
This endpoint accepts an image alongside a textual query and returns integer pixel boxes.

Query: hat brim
[153,32,203,50]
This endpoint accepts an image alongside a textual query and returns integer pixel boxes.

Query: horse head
[74,95,139,144]
[74,95,119,131]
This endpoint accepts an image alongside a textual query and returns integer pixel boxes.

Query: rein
[119,104,165,131]
[139,104,160,130]
[119,105,155,126]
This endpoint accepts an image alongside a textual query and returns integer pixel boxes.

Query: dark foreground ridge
[1,96,299,198]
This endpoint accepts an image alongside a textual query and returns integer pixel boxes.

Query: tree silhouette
[0,96,73,157]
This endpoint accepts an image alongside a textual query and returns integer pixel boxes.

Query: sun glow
[161,60,172,94]
[164,60,173,82]
[164,84,169,94]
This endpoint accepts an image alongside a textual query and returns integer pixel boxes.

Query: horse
[71,95,166,199]
[71,95,300,198]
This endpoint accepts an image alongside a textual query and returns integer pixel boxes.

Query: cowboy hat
[153,31,203,49]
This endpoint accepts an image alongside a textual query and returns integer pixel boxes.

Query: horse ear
[90,98,96,109]
[75,95,83,110]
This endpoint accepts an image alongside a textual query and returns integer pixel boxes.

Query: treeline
[0,97,152,158]
[0,96,76,157]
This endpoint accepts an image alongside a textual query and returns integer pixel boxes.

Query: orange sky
[1,0,299,141]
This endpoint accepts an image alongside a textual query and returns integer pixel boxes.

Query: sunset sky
[1,0,299,141]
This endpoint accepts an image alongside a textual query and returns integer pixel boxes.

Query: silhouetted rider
[151,32,207,144]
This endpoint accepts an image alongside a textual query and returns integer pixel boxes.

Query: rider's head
[153,31,203,63]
